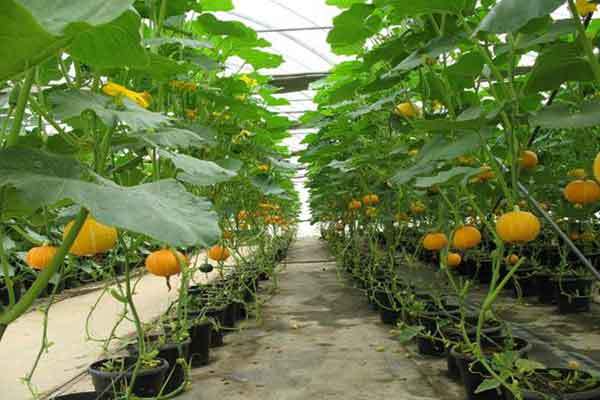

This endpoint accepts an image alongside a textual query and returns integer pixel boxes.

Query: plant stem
[0,208,88,328]
[568,0,600,85]
[6,69,35,148]
[0,226,16,307]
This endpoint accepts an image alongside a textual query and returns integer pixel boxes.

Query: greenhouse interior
[3,0,600,399]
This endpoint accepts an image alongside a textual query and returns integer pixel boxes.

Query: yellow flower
[102,82,151,109]
[576,0,597,15]
[240,74,258,88]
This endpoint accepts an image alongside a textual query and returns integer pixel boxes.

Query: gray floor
[181,237,460,400]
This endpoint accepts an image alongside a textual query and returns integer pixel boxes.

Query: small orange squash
[348,199,362,210]
[496,210,541,243]
[447,252,462,268]
[64,217,118,256]
[519,150,538,170]
[423,233,448,251]
[452,226,482,250]
[26,245,58,270]
[208,245,230,262]
[395,102,420,118]
[145,249,187,277]
[362,194,380,206]
[563,179,600,205]
[506,254,520,265]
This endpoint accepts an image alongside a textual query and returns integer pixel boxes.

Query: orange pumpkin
[348,199,362,210]
[362,194,380,206]
[519,150,538,170]
[410,201,426,214]
[447,252,462,268]
[563,180,600,205]
[452,226,482,250]
[496,210,541,243]
[145,249,187,277]
[423,233,448,251]
[26,245,58,270]
[208,245,230,262]
[506,254,520,265]
[64,217,118,256]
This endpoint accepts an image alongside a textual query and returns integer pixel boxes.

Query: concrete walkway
[181,237,455,400]
[0,251,243,400]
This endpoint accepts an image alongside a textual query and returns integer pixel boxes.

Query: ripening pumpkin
[452,226,482,250]
[519,150,538,170]
[496,210,541,243]
[594,153,600,183]
[145,249,187,277]
[447,252,462,268]
[237,210,249,221]
[258,164,270,173]
[64,217,118,256]
[410,201,426,214]
[423,232,448,251]
[568,168,587,179]
[208,245,230,262]
[506,254,520,265]
[563,179,600,205]
[576,0,597,16]
[26,245,58,270]
[395,102,420,118]
[348,199,362,210]
[362,194,380,206]
[365,207,378,218]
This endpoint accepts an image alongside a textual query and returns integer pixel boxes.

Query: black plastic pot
[416,305,460,356]
[205,306,226,347]
[554,276,593,314]
[445,318,505,381]
[478,260,508,285]
[126,337,190,395]
[188,318,211,367]
[536,272,557,305]
[451,338,531,400]
[223,302,237,329]
[460,257,478,279]
[50,393,100,400]
[511,268,538,298]
[89,357,169,399]
[502,368,600,400]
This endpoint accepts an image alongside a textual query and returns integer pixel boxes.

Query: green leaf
[200,0,234,11]
[530,101,600,129]
[144,37,213,49]
[326,0,366,8]
[415,167,480,188]
[160,151,237,186]
[386,35,462,75]
[50,90,170,131]
[67,11,149,69]
[515,358,546,373]
[446,52,485,89]
[0,148,220,247]
[129,54,191,81]
[393,325,424,343]
[477,0,566,34]
[235,48,284,70]
[251,176,286,195]
[376,0,467,17]
[193,13,256,40]
[525,43,593,93]
[475,379,501,394]
[327,4,381,55]
[133,127,210,149]
[515,19,577,50]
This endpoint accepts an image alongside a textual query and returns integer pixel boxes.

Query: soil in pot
[126,336,190,395]
[502,368,600,400]
[88,357,169,399]
[554,276,594,314]
[375,290,401,325]
[452,337,532,400]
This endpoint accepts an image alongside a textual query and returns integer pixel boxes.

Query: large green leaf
[530,101,600,129]
[133,128,209,149]
[0,148,219,247]
[50,90,170,130]
[524,43,593,93]
[376,0,466,16]
[477,0,565,34]
[327,4,381,55]
[235,49,284,70]
[0,0,145,80]
[391,131,487,184]
[160,151,237,186]
[386,35,462,76]
[193,13,256,40]
[415,166,480,188]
